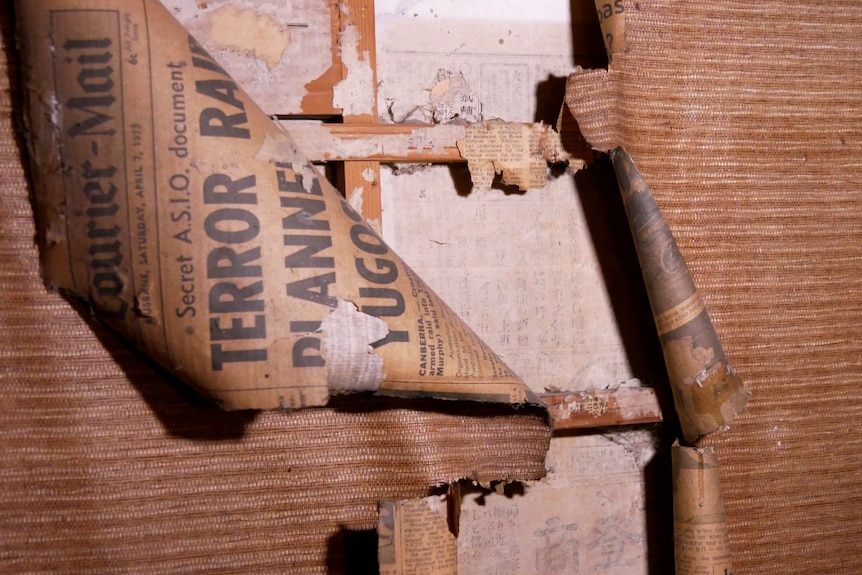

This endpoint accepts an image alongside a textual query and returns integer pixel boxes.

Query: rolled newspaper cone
[14,0,538,411]
[610,147,748,443]
[672,443,734,575]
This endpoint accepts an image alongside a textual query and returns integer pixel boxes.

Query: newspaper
[379,431,656,575]
[376,7,659,395]
[672,444,735,575]
[609,149,748,443]
[378,494,458,575]
[457,432,654,574]
[594,0,627,56]
[15,0,539,410]
[376,6,670,573]
[382,169,651,393]
[455,119,584,191]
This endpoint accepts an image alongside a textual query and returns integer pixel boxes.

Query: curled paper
[611,148,748,442]
[672,443,735,575]
[15,0,539,411]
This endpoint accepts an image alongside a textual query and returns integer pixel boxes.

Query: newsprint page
[376,1,669,573]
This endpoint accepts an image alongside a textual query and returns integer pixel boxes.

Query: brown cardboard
[15,0,539,411]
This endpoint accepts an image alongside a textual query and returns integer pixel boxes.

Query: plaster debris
[425,494,449,516]
[361,167,377,183]
[207,5,291,70]
[348,186,365,215]
[332,24,375,116]
[425,69,483,124]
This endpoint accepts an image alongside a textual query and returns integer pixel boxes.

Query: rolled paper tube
[610,147,748,443]
[672,443,734,575]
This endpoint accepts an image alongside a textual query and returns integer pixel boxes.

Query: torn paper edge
[320,299,388,393]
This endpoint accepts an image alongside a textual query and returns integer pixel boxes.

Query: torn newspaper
[15,0,541,411]
[673,444,735,575]
[379,494,458,575]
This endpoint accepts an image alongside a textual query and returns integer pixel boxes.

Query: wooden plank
[344,160,383,226]
[299,0,345,115]
[281,120,590,164]
[338,0,378,124]
[339,0,383,228]
[282,121,467,163]
[541,388,663,431]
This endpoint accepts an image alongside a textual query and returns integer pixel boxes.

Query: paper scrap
[379,494,458,575]
[320,300,388,393]
[426,70,483,124]
[456,120,584,191]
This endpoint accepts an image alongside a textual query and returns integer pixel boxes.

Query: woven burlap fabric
[0,3,550,573]
[567,2,862,573]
